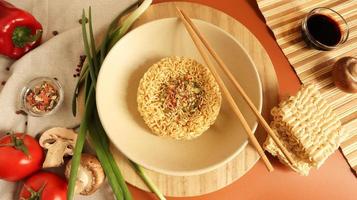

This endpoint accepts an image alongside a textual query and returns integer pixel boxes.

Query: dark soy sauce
[306,14,341,46]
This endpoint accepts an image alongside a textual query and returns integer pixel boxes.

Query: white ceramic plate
[96,18,262,176]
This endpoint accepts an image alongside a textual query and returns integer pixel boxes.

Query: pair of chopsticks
[176,8,294,172]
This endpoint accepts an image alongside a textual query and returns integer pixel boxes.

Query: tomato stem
[22,182,46,200]
[9,134,31,157]
[0,134,31,157]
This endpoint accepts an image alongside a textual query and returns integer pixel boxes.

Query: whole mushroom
[65,153,105,195]
[39,127,77,168]
[332,57,357,93]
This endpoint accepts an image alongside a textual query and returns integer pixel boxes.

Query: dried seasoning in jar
[21,77,63,116]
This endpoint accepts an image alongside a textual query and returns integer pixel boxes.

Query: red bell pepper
[0,0,43,59]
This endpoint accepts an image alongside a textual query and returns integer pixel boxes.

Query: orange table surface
[129,0,357,199]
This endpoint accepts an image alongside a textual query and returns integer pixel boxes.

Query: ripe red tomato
[19,171,67,200]
[0,133,44,181]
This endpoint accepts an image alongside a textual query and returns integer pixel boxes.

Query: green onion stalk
[68,1,166,200]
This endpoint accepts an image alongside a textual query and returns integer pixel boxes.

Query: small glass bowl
[20,77,64,117]
[301,7,349,51]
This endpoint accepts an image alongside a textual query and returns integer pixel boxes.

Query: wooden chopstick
[176,8,295,167]
[176,8,274,172]
[177,9,295,167]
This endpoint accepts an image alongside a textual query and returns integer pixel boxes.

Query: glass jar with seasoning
[20,77,64,117]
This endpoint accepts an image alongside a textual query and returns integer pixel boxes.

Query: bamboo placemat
[257,0,357,174]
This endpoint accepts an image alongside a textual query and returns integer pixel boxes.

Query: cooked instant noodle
[137,57,222,140]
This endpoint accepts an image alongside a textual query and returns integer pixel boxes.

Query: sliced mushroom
[65,153,105,195]
[39,127,77,168]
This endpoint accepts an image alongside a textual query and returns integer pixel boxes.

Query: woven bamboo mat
[257,0,357,174]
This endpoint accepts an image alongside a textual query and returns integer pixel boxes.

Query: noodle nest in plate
[137,56,222,140]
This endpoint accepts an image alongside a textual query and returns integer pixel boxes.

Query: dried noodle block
[264,84,342,175]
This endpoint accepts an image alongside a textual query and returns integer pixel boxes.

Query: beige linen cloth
[0,0,136,199]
